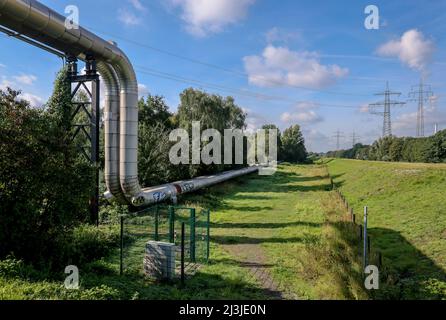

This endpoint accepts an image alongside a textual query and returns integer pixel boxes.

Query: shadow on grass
[210,221,321,229]
[82,266,274,300]
[248,183,334,193]
[211,235,303,245]
[219,205,274,212]
[370,226,446,300]
[331,221,446,300]
[184,165,338,208]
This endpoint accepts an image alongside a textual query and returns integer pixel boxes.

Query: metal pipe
[0,25,66,60]
[133,166,260,207]
[97,61,127,204]
[0,1,262,208]
[0,0,142,203]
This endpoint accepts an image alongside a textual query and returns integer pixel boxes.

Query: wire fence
[327,168,383,271]
[117,205,210,282]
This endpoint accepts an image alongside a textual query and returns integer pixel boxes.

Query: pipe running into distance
[0,0,261,207]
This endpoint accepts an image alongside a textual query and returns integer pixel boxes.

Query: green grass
[185,164,367,299]
[326,158,446,299]
[0,163,371,300]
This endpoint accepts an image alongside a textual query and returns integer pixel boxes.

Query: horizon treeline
[325,131,446,163]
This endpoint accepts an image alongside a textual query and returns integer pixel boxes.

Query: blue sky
[1,0,445,152]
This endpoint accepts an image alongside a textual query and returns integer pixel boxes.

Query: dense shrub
[0,71,93,268]
[61,224,120,267]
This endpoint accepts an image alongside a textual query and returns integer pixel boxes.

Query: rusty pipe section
[0,0,261,208]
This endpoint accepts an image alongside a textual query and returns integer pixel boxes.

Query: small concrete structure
[144,241,176,280]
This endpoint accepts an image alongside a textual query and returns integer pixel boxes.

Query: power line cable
[135,66,367,109]
[86,25,377,97]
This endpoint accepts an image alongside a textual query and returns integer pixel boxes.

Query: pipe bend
[97,61,128,204]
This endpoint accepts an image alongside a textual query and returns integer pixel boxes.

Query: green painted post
[190,208,196,262]
[154,206,159,241]
[206,209,210,262]
[169,206,175,243]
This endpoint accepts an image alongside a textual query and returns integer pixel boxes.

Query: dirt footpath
[223,243,294,300]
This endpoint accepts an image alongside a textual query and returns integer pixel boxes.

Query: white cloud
[393,97,446,136]
[294,101,319,110]
[376,29,435,73]
[129,0,147,11]
[14,74,37,85]
[0,79,13,90]
[0,63,5,68]
[118,8,143,26]
[281,110,323,124]
[359,104,370,113]
[138,83,149,98]
[1,79,44,107]
[243,45,349,89]
[265,27,302,45]
[20,92,44,107]
[169,0,255,37]
[301,128,330,153]
[243,107,268,133]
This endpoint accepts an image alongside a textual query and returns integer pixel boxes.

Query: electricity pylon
[409,79,433,137]
[351,131,360,147]
[369,82,406,137]
[332,130,344,150]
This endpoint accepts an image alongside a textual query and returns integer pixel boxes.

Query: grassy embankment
[1,164,368,300]
[326,158,446,299]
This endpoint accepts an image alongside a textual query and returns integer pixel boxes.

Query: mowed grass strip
[186,164,367,299]
[1,164,368,300]
[326,158,446,299]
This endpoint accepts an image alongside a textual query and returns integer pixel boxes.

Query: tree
[389,138,404,162]
[177,88,246,132]
[426,130,446,163]
[176,88,247,176]
[0,70,93,267]
[137,95,189,186]
[138,94,174,129]
[281,125,307,163]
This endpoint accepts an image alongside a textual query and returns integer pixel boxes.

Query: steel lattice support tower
[332,130,344,150]
[351,131,360,147]
[67,56,101,226]
[408,79,433,137]
[369,82,406,137]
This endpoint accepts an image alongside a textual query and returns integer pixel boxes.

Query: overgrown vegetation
[326,158,446,299]
[0,71,95,269]
[0,164,369,300]
[0,65,311,300]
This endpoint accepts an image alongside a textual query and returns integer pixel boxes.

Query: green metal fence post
[190,208,196,262]
[155,206,159,241]
[169,206,175,243]
[206,209,210,262]
[120,214,124,276]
